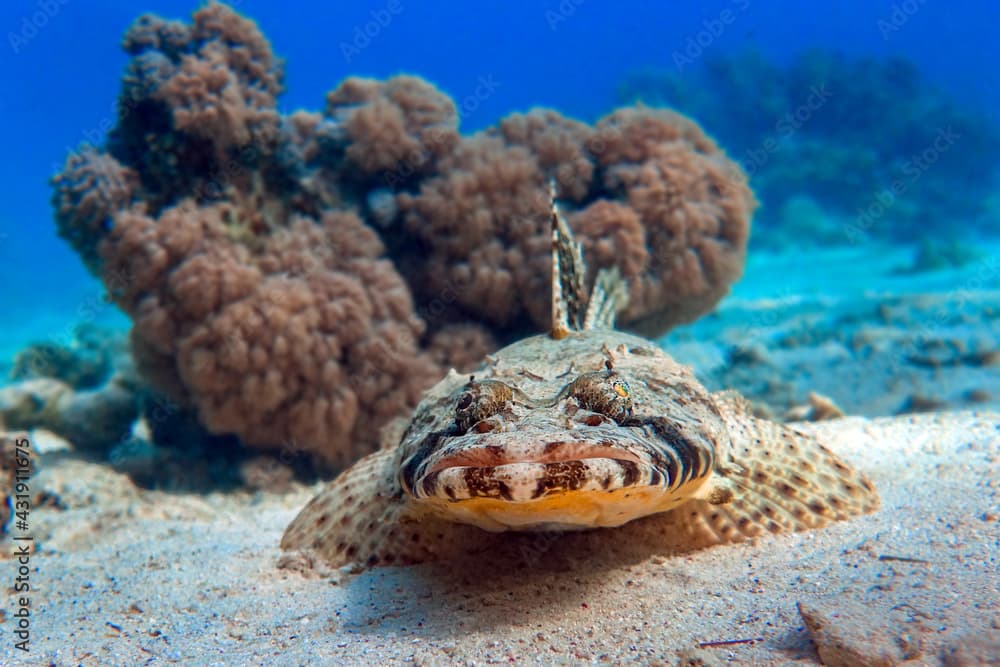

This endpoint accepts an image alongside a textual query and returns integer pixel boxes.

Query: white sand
[2,411,998,666]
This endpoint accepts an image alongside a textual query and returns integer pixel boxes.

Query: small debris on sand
[798,598,924,666]
[785,391,846,422]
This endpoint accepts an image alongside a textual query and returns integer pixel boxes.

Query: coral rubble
[1,328,139,452]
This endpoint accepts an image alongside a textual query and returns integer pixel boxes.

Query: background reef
[2,0,999,477]
[619,49,1000,246]
[2,3,999,664]
[45,3,754,467]
[4,0,999,334]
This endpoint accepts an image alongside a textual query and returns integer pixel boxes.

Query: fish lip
[424,440,642,478]
[416,457,656,503]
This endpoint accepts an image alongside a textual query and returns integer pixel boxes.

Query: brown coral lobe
[51,1,753,468]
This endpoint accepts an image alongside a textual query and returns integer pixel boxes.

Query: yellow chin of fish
[421,485,692,533]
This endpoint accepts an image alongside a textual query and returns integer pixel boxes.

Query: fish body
[281,186,878,568]
[396,329,731,533]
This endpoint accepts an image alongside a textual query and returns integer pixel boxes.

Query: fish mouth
[425,440,642,477]
[410,430,663,506]
[406,427,683,531]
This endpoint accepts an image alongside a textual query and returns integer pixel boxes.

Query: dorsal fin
[550,181,588,339]
[549,182,629,338]
[584,266,628,330]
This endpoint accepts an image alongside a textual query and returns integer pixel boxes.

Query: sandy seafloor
[2,240,999,666]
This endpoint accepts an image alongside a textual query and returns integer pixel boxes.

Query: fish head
[395,333,729,532]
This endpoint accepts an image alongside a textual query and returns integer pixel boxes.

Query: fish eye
[612,380,630,399]
[561,370,634,424]
[454,380,515,432]
[456,393,474,411]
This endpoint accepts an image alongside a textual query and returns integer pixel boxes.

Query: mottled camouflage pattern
[281,189,878,568]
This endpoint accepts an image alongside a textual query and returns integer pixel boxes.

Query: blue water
[1,0,998,356]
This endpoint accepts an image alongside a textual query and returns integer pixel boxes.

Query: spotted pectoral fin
[378,415,410,451]
[714,415,879,538]
[281,448,494,569]
[711,389,753,417]
[632,415,879,551]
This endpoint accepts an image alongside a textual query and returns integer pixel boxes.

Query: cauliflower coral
[52,1,755,466]
[400,106,754,335]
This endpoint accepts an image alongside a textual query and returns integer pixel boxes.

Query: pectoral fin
[637,415,878,549]
[281,448,494,568]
